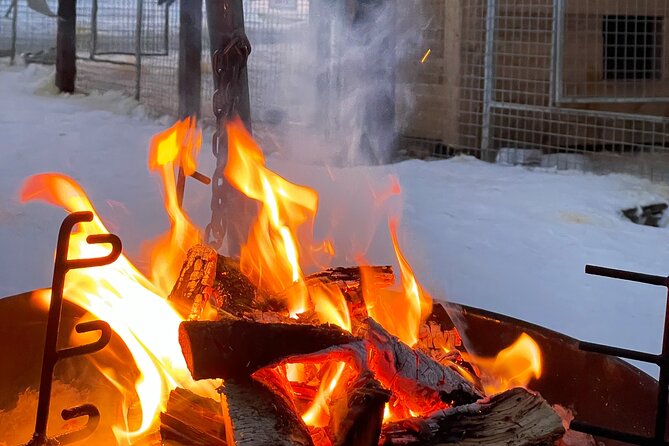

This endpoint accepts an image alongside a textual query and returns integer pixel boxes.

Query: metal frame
[571,264,669,445]
[25,211,121,446]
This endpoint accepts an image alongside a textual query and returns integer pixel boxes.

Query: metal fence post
[9,0,18,65]
[90,0,98,59]
[134,0,144,100]
[178,0,202,119]
[480,0,497,161]
[55,0,77,92]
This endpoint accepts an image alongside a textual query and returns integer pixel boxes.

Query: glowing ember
[420,48,431,64]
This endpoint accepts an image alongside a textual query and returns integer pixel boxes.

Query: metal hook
[25,211,122,446]
[47,404,101,446]
[57,320,112,360]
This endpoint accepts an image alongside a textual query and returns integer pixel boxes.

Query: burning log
[305,266,394,294]
[168,245,218,320]
[219,377,314,446]
[328,373,391,446]
[178,319,357,380]
[159,387,226,446]
[381,388,565,446]
[360,318,483,414]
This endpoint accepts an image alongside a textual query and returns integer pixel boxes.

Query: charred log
[328,373,391,446]
[381,388,565,446]
[168,245,218,320]
[305,265,394,293]
[214,254,287,317]
[417,303,481,389]
[360,318,482,414]
[219,377,314,446]
[179,319,357,380]
[159,387,226,446]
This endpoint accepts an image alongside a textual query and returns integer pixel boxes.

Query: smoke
[250,0,424,166]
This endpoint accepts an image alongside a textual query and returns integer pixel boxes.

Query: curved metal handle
[52,404,101,445]
[67,233,122,271]
[58,320,112,360]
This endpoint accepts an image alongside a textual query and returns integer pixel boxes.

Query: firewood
[178,319,357,380]
[168,245,219,320]
[219,377,314,446]
[213,254,283,316]
[360,318,483,415]
[328,373,391,446]
[380,387,565,446]
[305,265,394,293]
[159,387,227,446]
[417,303,482,390]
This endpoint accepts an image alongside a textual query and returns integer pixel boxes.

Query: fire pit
[0,286,658,445]
[0,120,662,446]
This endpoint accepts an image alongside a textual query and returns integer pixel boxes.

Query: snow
[2,62,668,377]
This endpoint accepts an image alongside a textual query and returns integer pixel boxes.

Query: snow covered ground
[2,62,669,377]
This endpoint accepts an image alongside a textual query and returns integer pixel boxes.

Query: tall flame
[18,118,209,442]
[224,118,320,316]
[147,117,202,295]
[363,219,432,346]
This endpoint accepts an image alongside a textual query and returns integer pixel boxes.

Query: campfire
[7,117,572,446]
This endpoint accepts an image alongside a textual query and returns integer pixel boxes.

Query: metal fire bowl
[0,291,658,445]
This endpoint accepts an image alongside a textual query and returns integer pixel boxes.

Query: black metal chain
[205,31,251,250]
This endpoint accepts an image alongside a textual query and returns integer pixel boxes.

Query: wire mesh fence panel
[9,0,58,58]
[458,0,488,154]
[452,0,669,181]
[138,0,178,116]
[0,0,16,57]
[559,0,669,103]
[91,0,138,56]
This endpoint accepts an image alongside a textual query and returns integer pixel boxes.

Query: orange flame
[224,118,320,316]
[146,117,202,295]
[363,219,432,346]
[466,333,542,395]
[301,283,351,427]
[18,118,211,442]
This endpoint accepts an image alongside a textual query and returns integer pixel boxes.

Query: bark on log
[380,388,565,446]
[168,245,218,320]
[179,319,357,380]
[360,318,482,415]
[328,373,391,446]
[159,387,227,446]
[219,377,314,446]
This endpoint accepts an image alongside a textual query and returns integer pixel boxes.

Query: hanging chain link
[205,30,251,251]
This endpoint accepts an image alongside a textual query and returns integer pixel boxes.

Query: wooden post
[178,0,202,120]
[205,0,252,129]
[176,0,203,207]
[55,0,77,92]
